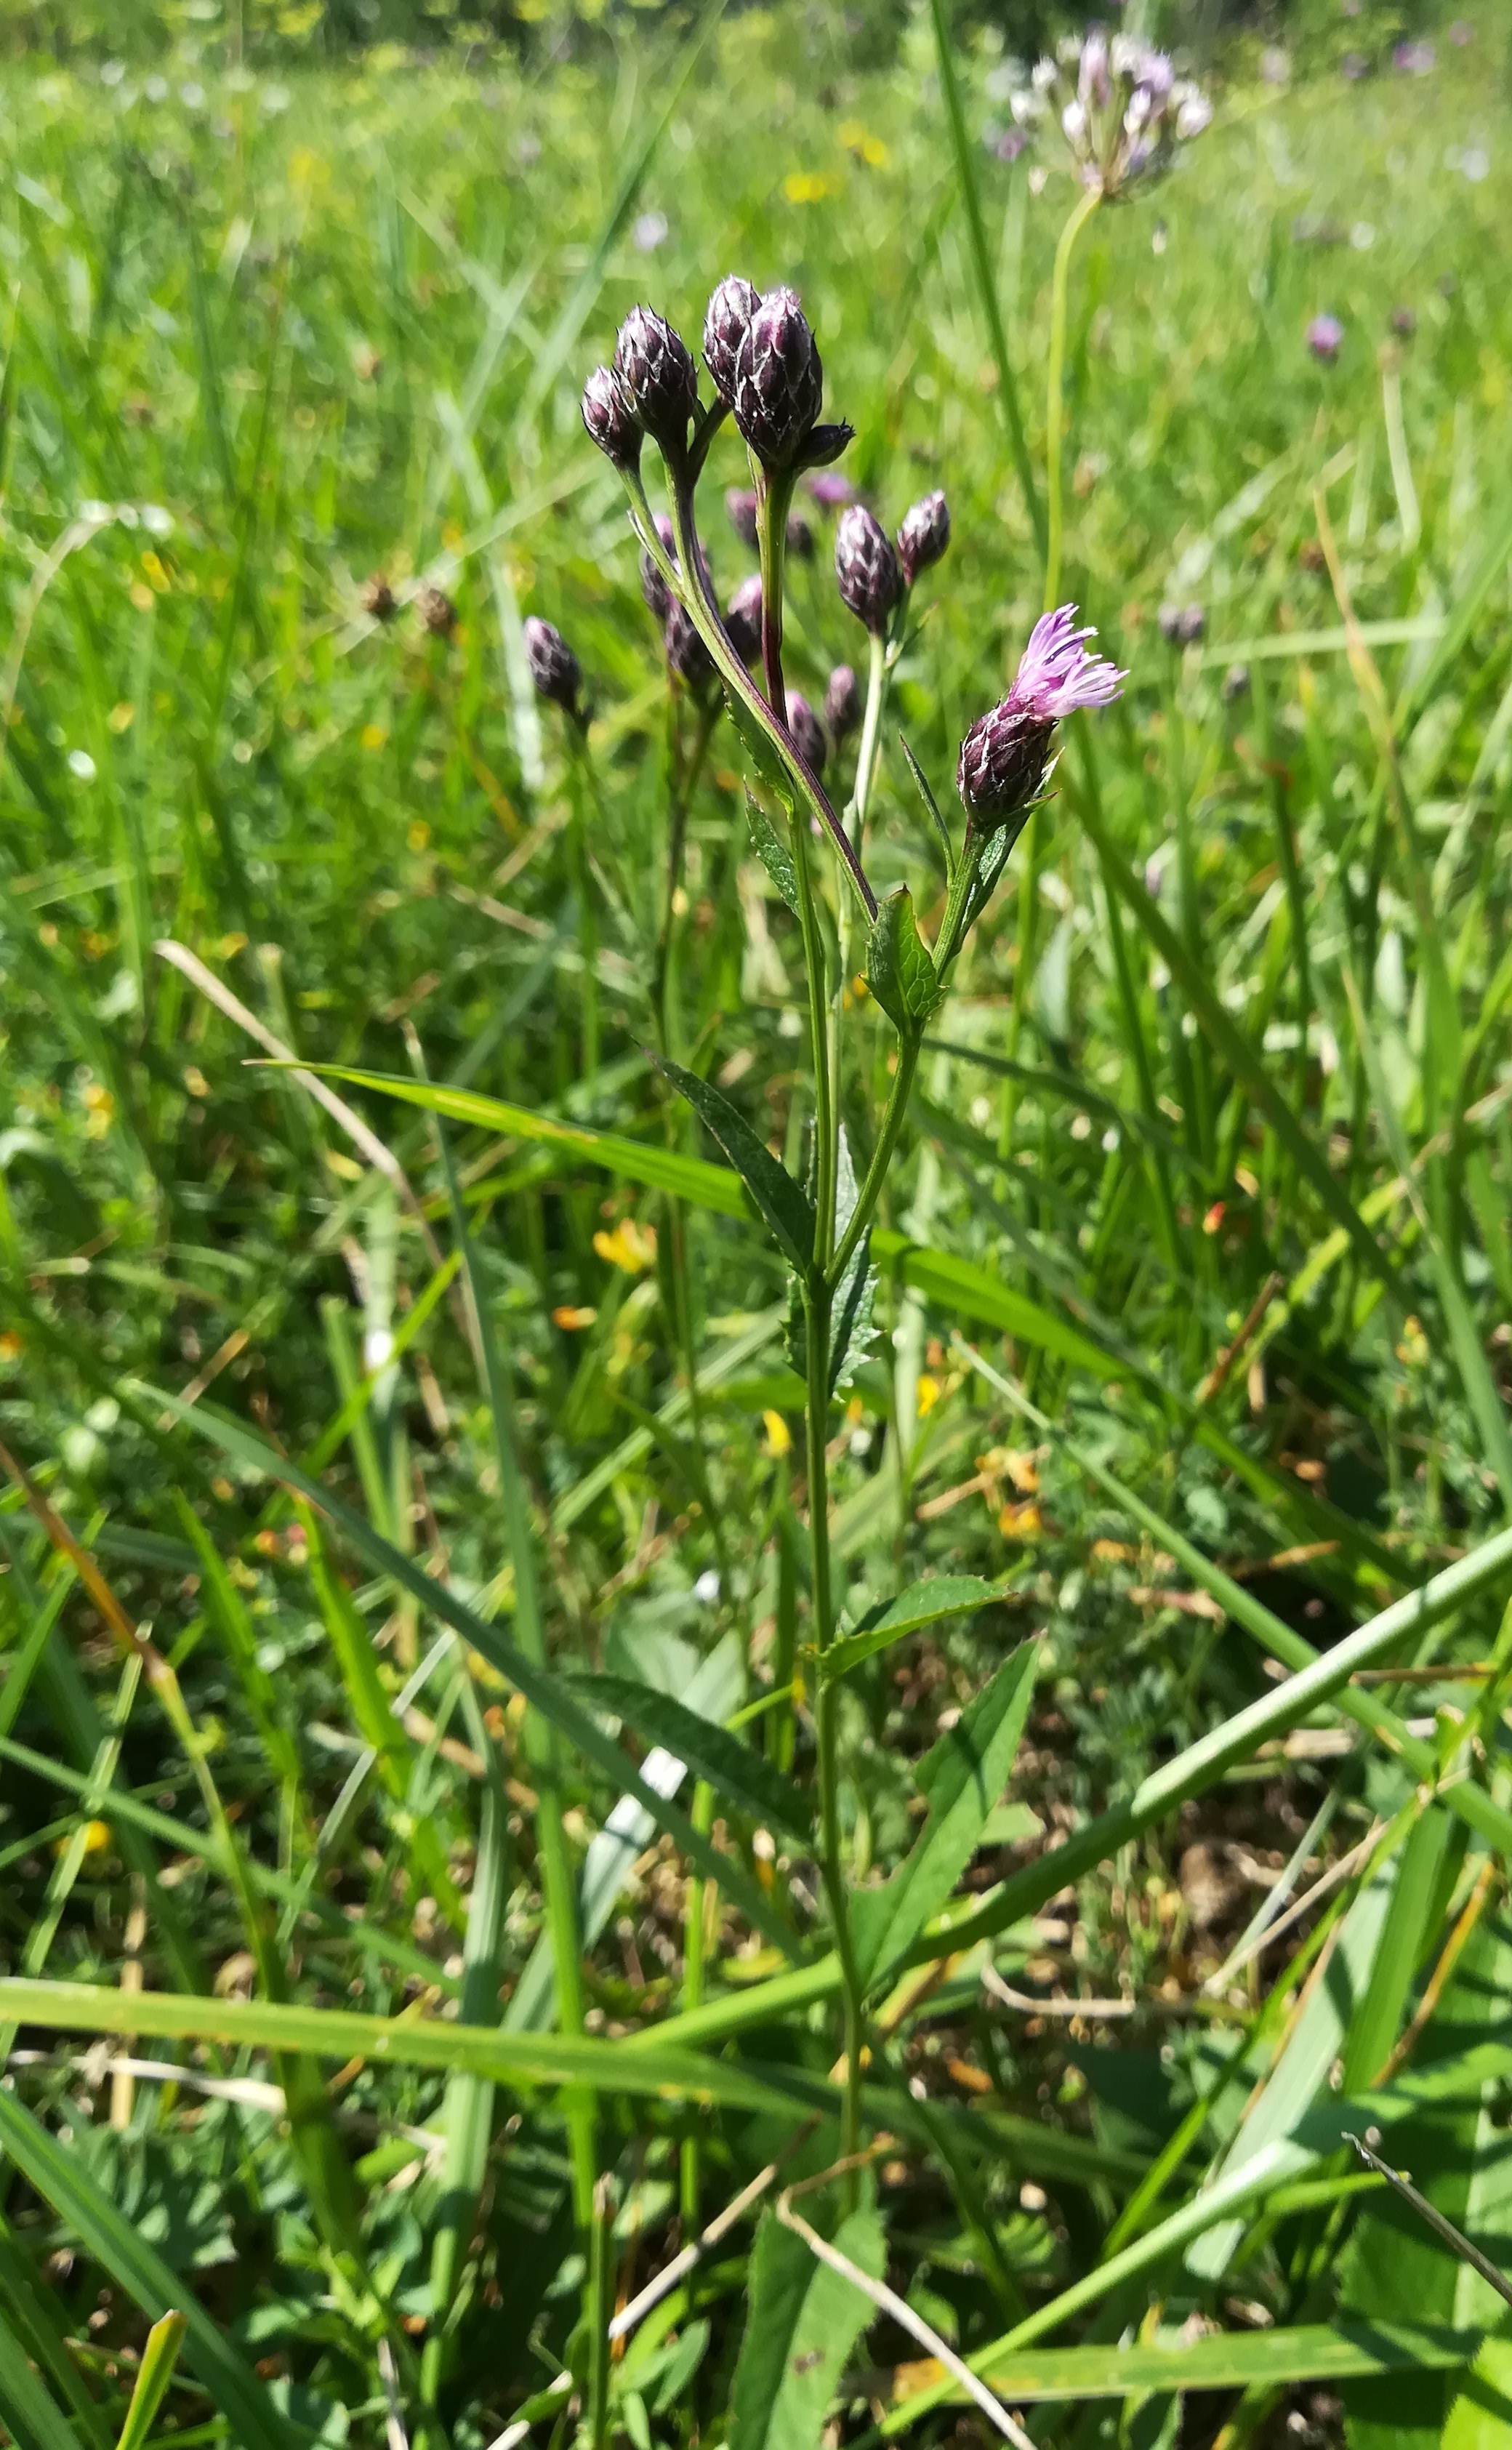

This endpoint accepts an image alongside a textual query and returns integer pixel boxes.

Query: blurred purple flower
[992,127,1029,163]
[1450,20,1476,43]
[1394,40,1435,73]
[807,471,858,510]
[1340,51,1371,80]
[1307,313,1345,361]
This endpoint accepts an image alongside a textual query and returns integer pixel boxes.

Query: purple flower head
[992,127,1029,164]
[1013,606,1126,720]
[1340,51,1371,81]
[725,486,760,546]
[725,573,764,667]
[1307,312,1345,361]
[1024,32,1209,198]
[807,470,858,510]
[1394,40,1435,73]
[957,607,1124,829]
[640,512,676,623]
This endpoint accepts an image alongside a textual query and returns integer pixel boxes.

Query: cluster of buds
[957,607,1125,835]
[835,488,951,638]
[1011,33,1211,198]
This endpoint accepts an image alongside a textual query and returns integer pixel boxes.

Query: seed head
[361,572,396,623]
[896,489,951,584]
[731,286,824,470]
[703,274,760,406]
[664,600,717,698]
[582,362,641,471]
[640,513,675,622]
[787,691,827,779]
[725,574,764,667]
[824,664,861,742]
[523,616,582,717]
[725,486,760,547]
[957,605,1124,829]
[613,306,699,457]
[416,584,457,639]
[835,505,903,635]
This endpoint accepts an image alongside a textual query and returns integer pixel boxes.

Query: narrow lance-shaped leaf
[730,2207,886,2450]
[568,1672,811,1841]
[820,1575,1002,1688]
[649,1051,815,1269]
[866,885,941,1037]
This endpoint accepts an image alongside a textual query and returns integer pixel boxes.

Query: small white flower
[692,1568,721,1605]
[1063,98,1087,143]
[260,83,291,115]
[1032,56,1058,93]
[79,499,113,526]
[180,81,205,108]
[115,502,140,529]
[144,73,167,102]
[140,504,174,538]
[1462,145,1490,182]
[1351,220,1376,250]
[100,59,125,87]
[68,750,97,782]
[1175,92,1212,138]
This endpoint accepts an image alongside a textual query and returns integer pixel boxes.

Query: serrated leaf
[649,1053,815,1272]
[819,1575,1002,1687]
[746,787,800,915]
[850,1641,1039,1995]
[731,2206,885,2450]
[568,1672,811,1840]
[866,885,940,1036]
[729,690,800,816]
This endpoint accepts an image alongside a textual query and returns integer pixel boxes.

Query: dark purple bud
[416,584,457,639]
[664,600,717,697]
[731,286,824,471]
[725,574,763,666]
[640,513,675,622]
[807,470,858,509]
[725,486,760,547]
[1158,602,1205,647]
[835,504,902,635]
[803,421,854,468]
[824,664,860,742]
[523,616,581,716]
[1388,303,1417,339]
[787,691,827,779]
[956,701,1055,830]
[361,572,395,622]
[613,306,699,457]
[582,362,641,471]
[703,274,760,406]
[785,512,815,561]
[1306,313,1345,362]
[896,489,950,584]
[1222,662,1251,704]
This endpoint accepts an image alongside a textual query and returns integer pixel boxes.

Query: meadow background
[4,4,1512,2449]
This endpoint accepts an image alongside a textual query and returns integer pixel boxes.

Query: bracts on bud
[582,363,641,471]
[896,489,950,584]
[703,275,760,407]
[361,572,396,623]
[731,286,824,471]
[523,616,582,720]
[664,600,717,698]
[725,486,760,547]
[787,691,827,779]
[835,505,903,635]
[640,513,676,623]
[613,306,699,458]
[416,585,457,640]
[824,664,860,742]
[725,574,764,667]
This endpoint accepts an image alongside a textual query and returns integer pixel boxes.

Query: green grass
[4,12,1512,2450]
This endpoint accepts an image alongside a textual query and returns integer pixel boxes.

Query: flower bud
[731,286,824,470]
[582,363,641,471]
[640,513,675,623]
[1222,662,1251,704]
[614,306,699,456]
[725,486,760,547]
[1158,601,1205,647]
[896,489,950,583]
[725,574,763,666]
[835,505,903,635]
[524,616,582,717]
[361,572,395,622]
[808,471,858,510]
[957,702,1055,828]
[824,664,860,741]
[665,600,716,697]
[703,274,760,406]
[787,690,827,779]
[416,584,457,639]
[785,511,815,561]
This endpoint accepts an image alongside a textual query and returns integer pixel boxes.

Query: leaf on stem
[850,1640,1040,1995]
[746,786,800,915]
[568,1671,811,1841]
[650,1052,816,1271]
[730,2204,886,2450]
[898,735,956,880]
[866,885,941,1037]
[819,1575,1002,1687]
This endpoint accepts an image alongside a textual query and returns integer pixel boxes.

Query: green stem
[756,469,796,720]
[802,1272,865,2200]
[829,1032,920,1294]
[679,1778,715,2228]
[587,2174,614,2450]
[1043,182,1102,615]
